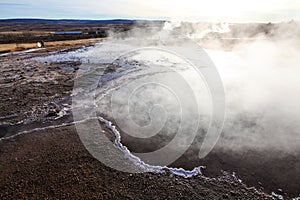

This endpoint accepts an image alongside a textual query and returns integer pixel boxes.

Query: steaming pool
[3,39,298,198]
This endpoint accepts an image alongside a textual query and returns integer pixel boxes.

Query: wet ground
[0,46,298,199]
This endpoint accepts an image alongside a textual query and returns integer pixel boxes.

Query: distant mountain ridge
[0,19,163,25]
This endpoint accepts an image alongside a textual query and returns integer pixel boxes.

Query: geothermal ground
[0,40,299,200]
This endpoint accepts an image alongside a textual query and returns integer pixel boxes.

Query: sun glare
[135,0,290,21]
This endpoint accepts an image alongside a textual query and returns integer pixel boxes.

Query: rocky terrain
[0,41,298,199]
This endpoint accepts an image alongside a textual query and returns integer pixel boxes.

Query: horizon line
[0,17,298,24]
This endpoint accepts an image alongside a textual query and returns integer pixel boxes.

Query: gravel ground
[0,46,297,199]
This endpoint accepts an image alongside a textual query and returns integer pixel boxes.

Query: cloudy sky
[0,0,299,22]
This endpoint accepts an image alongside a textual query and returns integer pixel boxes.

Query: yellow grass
[0,31,53,35]
[0,38,103,53]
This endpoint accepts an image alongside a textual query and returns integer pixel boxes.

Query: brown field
[0,38,103,54]
[0,20,138,45]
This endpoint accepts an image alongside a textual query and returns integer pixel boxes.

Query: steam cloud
[209,39,300,153]
[103,21,300,155]
[41,21,300,157]
[110,22,300,153]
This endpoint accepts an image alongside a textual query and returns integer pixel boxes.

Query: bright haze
[0,0,300,22]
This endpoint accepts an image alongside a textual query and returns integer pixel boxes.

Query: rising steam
[104,22,300,155]
[39,21,300,159]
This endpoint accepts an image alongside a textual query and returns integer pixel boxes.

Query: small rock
[23,66,33,72]
[230,190,237,196]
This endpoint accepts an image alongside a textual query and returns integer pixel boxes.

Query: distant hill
[0,19,162,25]
[0,18,165,44]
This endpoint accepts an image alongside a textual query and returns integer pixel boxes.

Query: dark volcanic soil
[0,52,80,124]
[104,121,300,199]
[0,47,298,199]
[0,125,272,200]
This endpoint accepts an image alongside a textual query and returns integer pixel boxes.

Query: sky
[0,0,300,22]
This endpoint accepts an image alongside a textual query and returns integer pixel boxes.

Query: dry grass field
[0,38,103,53]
